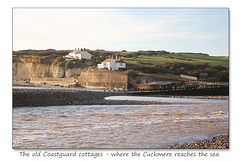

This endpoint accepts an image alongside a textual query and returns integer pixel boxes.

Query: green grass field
[122,54,229,68]
[148,73,179,79]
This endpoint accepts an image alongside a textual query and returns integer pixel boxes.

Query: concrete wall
[180,74,198,81]
[31,77,75,86]
[78,71,128,89]
[31,77,75,82]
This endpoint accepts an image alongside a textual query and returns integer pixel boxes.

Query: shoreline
[166,134,229,149]
[13,88,168,107]
[13,87,228,107]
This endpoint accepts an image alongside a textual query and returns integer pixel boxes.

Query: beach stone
[166,135,229,149]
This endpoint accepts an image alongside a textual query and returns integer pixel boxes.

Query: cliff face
[65,68,81,78]
[13,63,33,79]
[13,58,81,79]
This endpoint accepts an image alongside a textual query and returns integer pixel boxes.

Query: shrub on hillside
[52,57,65,67]
[124,70,138,78]
[65,60,82,70]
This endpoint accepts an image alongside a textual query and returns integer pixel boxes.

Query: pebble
[13,88,166,107]
[166,135,229,149]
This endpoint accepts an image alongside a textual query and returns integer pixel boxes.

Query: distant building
[98,55,126,71]
[199,73,208,80]
[136,75,153,84]
[64,48,92,60]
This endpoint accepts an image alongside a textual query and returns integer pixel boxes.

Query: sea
[13,96,228,148]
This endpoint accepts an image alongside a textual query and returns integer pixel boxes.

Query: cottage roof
[102,59,113,63]
[80,51,91,55]
[70,50,81,54]
[102,58,125,63]
[69,50,91,55]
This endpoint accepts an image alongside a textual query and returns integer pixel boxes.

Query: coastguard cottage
[98,55,126,71]
[64,48,92,60]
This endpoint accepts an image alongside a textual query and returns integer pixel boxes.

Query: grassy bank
[13,49,229,80]
[122,54,229,68]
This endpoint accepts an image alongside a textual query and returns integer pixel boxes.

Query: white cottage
[64,48,92,60]
[98,55,126,70]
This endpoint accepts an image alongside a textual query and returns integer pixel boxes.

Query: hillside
[13,49,229,67]
[121,53,228,68]
[13,49,229,81]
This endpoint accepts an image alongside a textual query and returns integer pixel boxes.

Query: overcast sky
[13,8,228,56]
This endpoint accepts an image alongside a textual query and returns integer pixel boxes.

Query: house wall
[69,52,76,58]
[108,59,116,70]
[97,59,126,71]
[116,63,126,70]
[80,52,92,60]
[68,51,91,60]
[103,62,108,68]
[97,64,103,68]
[97,62,109,69]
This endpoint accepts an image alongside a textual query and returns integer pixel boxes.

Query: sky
[13,8,229,56]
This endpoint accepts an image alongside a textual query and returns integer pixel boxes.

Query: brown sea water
[13,96,228,149]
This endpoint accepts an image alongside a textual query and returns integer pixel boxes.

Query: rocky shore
[167,135,229,149]
[13,86,229,107]
[166,96,229,100]
[13,88,166,107]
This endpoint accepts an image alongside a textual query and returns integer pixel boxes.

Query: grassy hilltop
[122,54,228,68]
[119,51,228,81]
[13,49,229,81]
